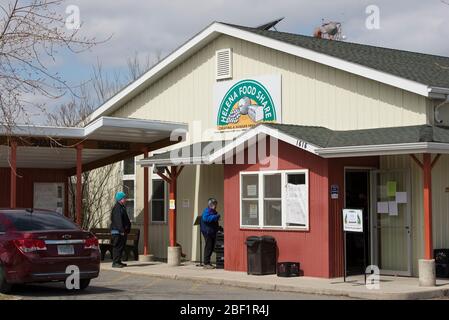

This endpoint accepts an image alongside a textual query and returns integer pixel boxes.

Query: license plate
[57,245,74,255]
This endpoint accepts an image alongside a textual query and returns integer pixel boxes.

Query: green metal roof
[264,123,449,148]
[142,124,449,166]
[224,23,449,89]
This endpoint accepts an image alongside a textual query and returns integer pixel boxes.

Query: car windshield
[0,210,79,232]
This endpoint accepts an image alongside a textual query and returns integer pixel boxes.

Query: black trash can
[435,249,449,278]
[215,231,225,269]
[245,236,277,275]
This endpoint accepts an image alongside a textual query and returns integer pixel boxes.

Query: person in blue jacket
[200,198,221,269]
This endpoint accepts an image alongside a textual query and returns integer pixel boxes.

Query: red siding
[0,168,68,210]
[327,157,379,277]
[223,139,380,278]
[224,140,331,277]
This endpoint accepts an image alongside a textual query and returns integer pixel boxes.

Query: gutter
[316,142,449,158]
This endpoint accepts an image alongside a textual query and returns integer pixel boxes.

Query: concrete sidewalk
[101,261,449,300]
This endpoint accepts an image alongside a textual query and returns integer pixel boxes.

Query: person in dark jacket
[200,198,220,269]
[110,191,131,268]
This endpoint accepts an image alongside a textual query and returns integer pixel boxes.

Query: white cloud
[8,0,448,122]
[64,0,449,69]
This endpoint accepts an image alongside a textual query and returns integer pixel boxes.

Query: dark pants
[203,235,216,265]
[112,234,126,265]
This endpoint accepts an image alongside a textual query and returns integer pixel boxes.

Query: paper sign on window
[249,204,258,218]
[285,183,307,225]
[247,185,257,197]
[387,181,397,197]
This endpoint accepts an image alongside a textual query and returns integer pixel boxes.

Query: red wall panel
[0,168,68,209]
[223,140,331,278]
[327,157,379,277]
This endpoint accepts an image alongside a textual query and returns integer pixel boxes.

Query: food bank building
[84,22,449,280]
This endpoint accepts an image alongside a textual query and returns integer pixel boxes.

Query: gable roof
[263,123,449,148]
[226,23,449,91]
[87,22,449,122]
[262,123,449,158]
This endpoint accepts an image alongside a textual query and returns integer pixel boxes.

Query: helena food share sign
[214,75,281,130]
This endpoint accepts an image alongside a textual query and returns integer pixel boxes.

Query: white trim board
[87,22,442,122]
[0,116,187,141]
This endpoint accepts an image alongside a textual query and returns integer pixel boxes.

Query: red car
[0,209,100,293]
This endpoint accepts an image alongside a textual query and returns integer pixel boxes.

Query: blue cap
[115,191,126,202]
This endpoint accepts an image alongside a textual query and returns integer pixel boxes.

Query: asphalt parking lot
[7,269,350,300]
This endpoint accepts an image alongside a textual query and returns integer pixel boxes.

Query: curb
[101,266,449,300]
[0,294,22,300]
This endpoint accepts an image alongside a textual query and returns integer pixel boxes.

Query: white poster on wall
[285,183,307,225]
[33,183,64,214]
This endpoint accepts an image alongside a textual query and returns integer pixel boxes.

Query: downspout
[429,87,449,125]
[434,95,449,125]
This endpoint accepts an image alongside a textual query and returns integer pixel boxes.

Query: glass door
[370,169,412,276]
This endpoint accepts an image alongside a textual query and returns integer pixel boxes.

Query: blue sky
[19,0,449,120]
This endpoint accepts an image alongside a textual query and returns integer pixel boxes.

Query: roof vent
[216,48,232,80]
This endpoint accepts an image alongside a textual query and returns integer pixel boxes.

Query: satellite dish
[256,17,285,31]
[313,20,344,40]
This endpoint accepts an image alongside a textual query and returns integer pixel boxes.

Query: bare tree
[48,53,159,229]
[0,0,98,133]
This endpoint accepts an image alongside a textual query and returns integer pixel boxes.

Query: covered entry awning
[0,116,187,170]
[138,140,231,166]
[1,116,187,260]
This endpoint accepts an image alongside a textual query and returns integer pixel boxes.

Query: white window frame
[240,169,309,231]
[122,157,136,221]
[150,175,168,224]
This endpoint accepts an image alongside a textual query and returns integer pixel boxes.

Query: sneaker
[203,264,215,269]
[112,263,124,268]
[119,262,127,267]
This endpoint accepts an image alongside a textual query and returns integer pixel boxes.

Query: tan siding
[132,159,223,260]
[431,155,449,251]
[113,35,429,136]
[380,155,426,277]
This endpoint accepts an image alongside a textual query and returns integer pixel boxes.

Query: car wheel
[0,265,12,294]
[78,279,91,290]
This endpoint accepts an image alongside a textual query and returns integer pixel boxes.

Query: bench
[90,228,140,261]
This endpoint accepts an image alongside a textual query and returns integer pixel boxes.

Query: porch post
[169,166,177,247]
[9,140,17,209]
[157,165,183,266]
[75,144,83,226]
[423,153,433,260]
[419,153,436,286]
[64,178,69,217]
[139,148,154,262]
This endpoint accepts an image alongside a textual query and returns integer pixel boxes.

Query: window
[240,170,309,230]
[241,174,259,226]
[151,178,167,223]
[264,174,282,227]
[122,157,136,221]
